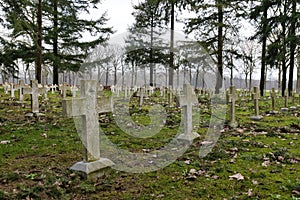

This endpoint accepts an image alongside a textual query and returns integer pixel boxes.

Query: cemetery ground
[0,87,299,200]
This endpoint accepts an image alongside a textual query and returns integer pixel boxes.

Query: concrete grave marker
[3,82,10,94]
[250,87,263,121]
[70,85,79,98]
[18,80,28,102]
[62,80,114,178]
[23,80,46,114]
[50,84,58,94]
[139,87,144,108]
[10,83,17,99]
[290,91,297,111]
[270,88,279,114]
[281,90,289,112]
[177,84,200,141]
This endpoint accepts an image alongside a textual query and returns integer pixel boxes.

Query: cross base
[229,121,238,128]
[289,106,297,111]
[70,158,114,179]
[177,131,200,143]
[280,108,289,113]
[25,112,45,118]
[249,115,263,121]
[269,110,279,115]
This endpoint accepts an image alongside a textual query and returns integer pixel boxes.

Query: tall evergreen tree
[127,0,170,86]
[185,0,246,93]
[0,0,113,84]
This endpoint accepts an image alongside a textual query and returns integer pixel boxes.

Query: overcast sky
[96,0,137,36]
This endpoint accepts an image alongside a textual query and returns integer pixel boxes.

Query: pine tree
[125,0,170,86]
[185,0,246,93]
[0,0,113,84]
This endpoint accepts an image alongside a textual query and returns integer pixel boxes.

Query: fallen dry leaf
[229,173,244,181]
[0,140,10,144]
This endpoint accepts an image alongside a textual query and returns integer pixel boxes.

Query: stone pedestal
[71,158,114,179]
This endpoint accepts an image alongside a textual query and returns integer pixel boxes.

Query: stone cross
[177,84,200,141]
[10,83,16,98]
[59,83,69,99]
[3,82,10,94]
[62,80,114,178]
[43,85,50,100]
[97,83,104,97]
[50,84,58,94]
[284,90,288,108]
[270,88,277,112]
[23,80,46,113]
[250,87,263,120]
[228,86,238,128]
[70,85,79,98]
[139,87,144,108]
[18,80,27,102]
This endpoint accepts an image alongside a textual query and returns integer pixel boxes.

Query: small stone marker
[139,87,144,108]
[97,83,104,97]
[250,87,263,121]
[70,85,79,98]
[228,86,238,128]
[18,80,27,102]
[23,80,46,114]
[270,88,279,114]
[290,91,297,110]
[50,84,58,94]
[281,90,289,112]
[10,83,16,99]
[177,84,200,141]
[59,83,69,99]
[3,82,10,94]
[62,80,114,178]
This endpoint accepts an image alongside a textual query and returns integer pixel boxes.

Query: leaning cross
[177,84,200,141]
[62,80,114,178]
[23,80,46,113]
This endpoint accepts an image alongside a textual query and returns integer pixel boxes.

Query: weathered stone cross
[23,80,46,113]
[250,87,263,120]
[270,88,278,113]
[62,80,114,178]
[177,84,200,142]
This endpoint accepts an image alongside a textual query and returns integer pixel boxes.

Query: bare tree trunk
[168,2,175,87]
[106,66,109,86]
[36,0,42,83]
[215,0,223,94]
[288,0,296,96]
[245,73,248,89]
[177,68,180,89]
[144,67,146,85]
[134,65,137,86]
[189,67,192,85]
[278,62,281,92]
[296,55,300,93]
[122,64,125,88]
[259,3,268,96]
[195,67,200,89]
[131,63,134,87]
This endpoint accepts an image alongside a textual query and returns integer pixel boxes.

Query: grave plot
[0,84,299,199]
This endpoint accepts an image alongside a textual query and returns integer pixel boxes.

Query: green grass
[0,88,299,199]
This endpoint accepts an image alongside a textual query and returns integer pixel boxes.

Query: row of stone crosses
[2,80,298,178]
